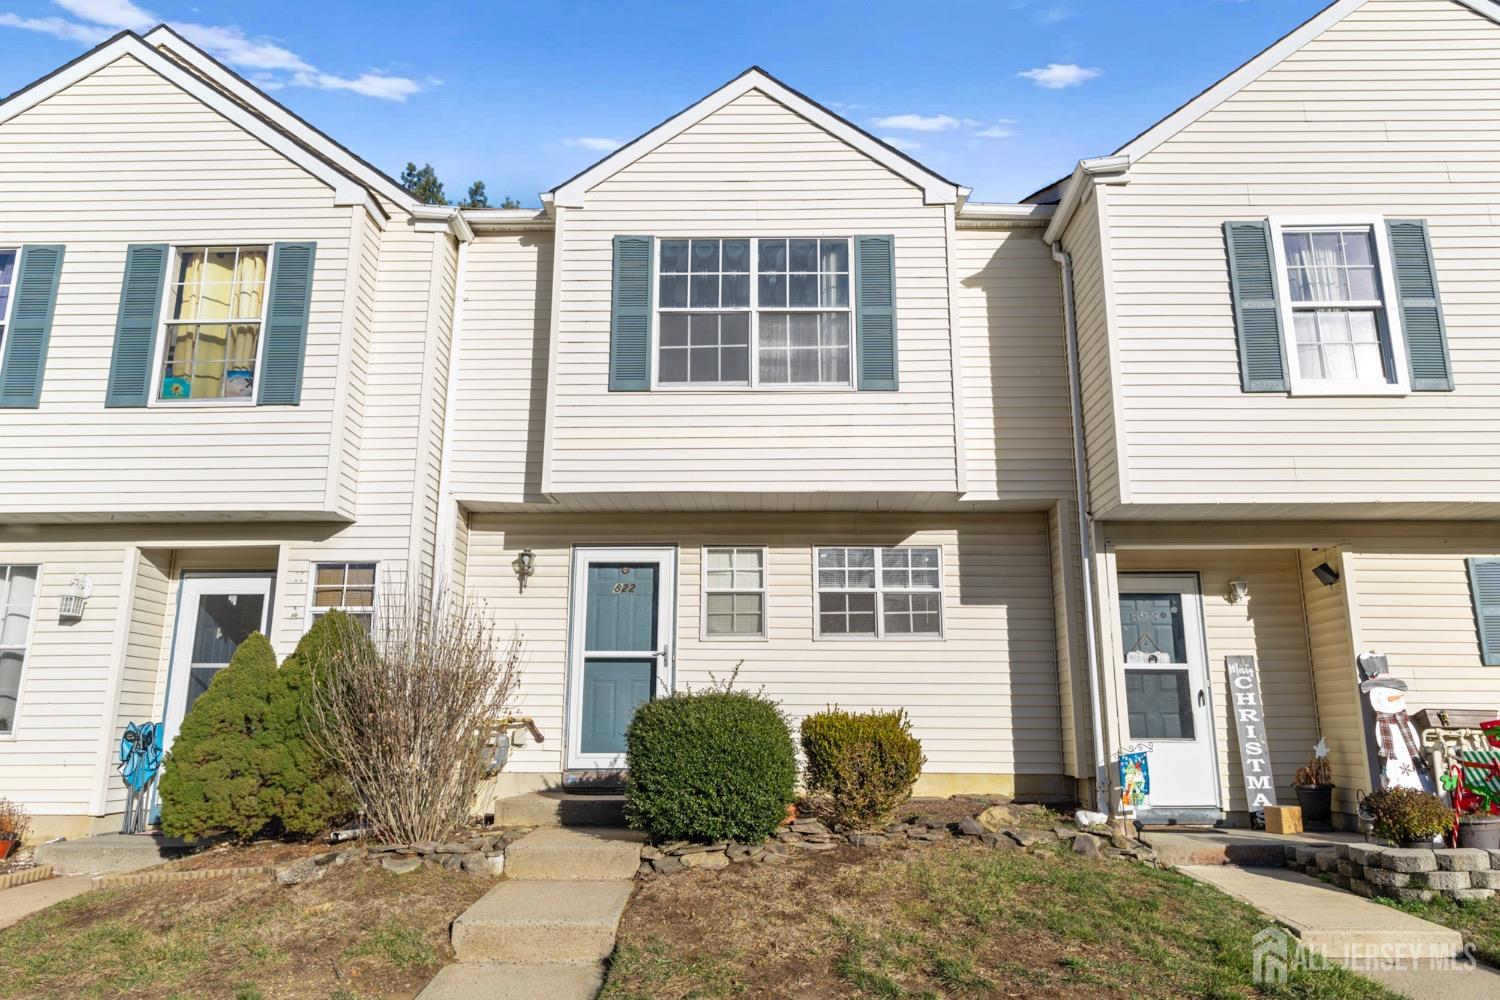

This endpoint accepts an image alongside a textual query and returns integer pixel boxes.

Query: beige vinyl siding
[1047,501,1089,779]
[954,226,1073,503]
[0,54,356,520]
[101,549,170,814]
[1106,0,1500,511]
[546,89,959,495]
[1300,547,1368,813]
[1060,188,1124,516]
[449,231,553,503]
[1117,549,1320,812]
[464,513,1064,784]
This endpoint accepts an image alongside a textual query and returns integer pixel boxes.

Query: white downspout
[1051,242,1110,815]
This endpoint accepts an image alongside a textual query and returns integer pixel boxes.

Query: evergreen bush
[801,707,925,829]
[625,689,797,843]
[159,615,354,840]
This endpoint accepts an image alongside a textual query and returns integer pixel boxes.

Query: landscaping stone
[978,832,1017,851]
[790,819,829,836]
[1331,874,1352,890]
[441,856,465,871]
[1053,826,1080,841]
[673,842,723,856]
[1364,868,1412,888]
[1314,850,1339,873]
[1005,828,1056,848]
[679,851,730,871]
[848,834,887,848]
[1109,833,1137,852]
[977,804,1026,831]
[1351,879,1377,899]
[639,846,661,862]
[1447,888,1496,903]
[791,840,838,851]
[1293,846,1322,867]
[1071,833,1102,858]
[1434,848,1489,872]
[436,842,471,854]
[1379,849,1438,873]
[956,817,985,838]
[1337,860,1357,878]
[382,856,422,875]
[1386,887,1436,904]
[1334,844,1352,860]
[276,857,326,886]
[725,844,754,862]
[650,856,682,875]
[1472,870,1500,889]
[1347,844,1384,865]
[1416,871,1472,891]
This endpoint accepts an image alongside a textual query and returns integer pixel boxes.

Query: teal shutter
[105,244,168,407]
[854,234,897,390]
[1386,219,1453,391]
[256,241,316,405]
[1469,558,1500,667]
[1223,221,1287,392]
[0,244,65,408]
[609,235,652,391]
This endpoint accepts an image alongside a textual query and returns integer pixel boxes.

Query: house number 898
[612,583,636,594]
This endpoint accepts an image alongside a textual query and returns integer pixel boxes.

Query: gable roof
[548,66,966,209]
[1029,0,1500,206]
[0,27,420,220]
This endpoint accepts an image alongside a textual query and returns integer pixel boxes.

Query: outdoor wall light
[514,549,536,591]
[1226,577,1250,605]
[58,574,93,622]
[1312,562,1340,587]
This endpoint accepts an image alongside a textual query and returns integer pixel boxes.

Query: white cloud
[880,135,923,152]
[1018,63,1101,89]
[0,0,427,101]
[0,11,109,42]
[973,121,1016,140]
[869,113,961,133]
[563,136,622,152]
[1035,4,1071,24]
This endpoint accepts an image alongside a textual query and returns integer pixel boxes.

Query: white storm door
[162,574,275,750]
[1117,574,1220,812]
[566,547,676,772]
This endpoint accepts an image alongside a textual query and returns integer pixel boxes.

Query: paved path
[418,827,643,1000]
[1183,865,1500,997]
[0,876,92,930]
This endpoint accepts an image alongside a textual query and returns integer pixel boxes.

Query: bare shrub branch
[307,573,523,844]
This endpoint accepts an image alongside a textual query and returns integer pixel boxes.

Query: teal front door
[567,547,676,770]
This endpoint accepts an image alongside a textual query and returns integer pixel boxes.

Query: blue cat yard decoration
[118,721,163,834]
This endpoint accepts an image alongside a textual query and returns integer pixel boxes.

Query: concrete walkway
[0,876,93,930]
[418,827,642,1000]
[1183,865,1500,998]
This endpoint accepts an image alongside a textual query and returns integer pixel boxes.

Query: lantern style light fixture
[514,549,536,591]
[59,574,93,621]
[1226,577,1250,605]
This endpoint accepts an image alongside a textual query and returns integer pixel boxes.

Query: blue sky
[0,0,1329,204]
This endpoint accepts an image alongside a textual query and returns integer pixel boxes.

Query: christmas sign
[1226,655,1278,822]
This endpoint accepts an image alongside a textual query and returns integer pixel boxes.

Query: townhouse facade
[2,0,1497,839]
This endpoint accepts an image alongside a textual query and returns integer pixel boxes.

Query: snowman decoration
[1358,653,1434,793]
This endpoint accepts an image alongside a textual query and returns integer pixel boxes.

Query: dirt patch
[0,852,494,999]
[157,838,337,871]
[602,838,1392,1000]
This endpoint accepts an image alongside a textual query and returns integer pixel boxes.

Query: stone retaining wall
[1286,843,1498,903]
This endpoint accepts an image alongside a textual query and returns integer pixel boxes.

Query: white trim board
[548,67,962,209]
[0,30,383,219]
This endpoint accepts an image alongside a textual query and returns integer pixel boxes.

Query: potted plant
[1293,739,1335,829]
[1458,810,1500,850]
[0,797,30,860]
[1360,787,1453,847]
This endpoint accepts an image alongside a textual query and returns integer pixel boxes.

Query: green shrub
[801,708,925,830]
[625,690,796,843]
[1362,787,1453,845]
[159,615,354,840]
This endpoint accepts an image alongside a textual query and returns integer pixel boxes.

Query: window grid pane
[816,547,942,638]
[1280,226,1393,388]
[0,250,17,342]
[311,563,378,625]
[160,246,268,401]
[704,547,767,637]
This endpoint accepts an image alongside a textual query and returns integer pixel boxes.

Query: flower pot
[1294,784,1335,827]
[0,838,14,861]
[1459,815,1500,851]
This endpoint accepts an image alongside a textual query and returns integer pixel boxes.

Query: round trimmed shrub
[625,690,796,843]
[801,707,925,830]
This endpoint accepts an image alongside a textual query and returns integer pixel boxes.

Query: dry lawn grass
[0,857,493,999]
[601,839,1396,1000]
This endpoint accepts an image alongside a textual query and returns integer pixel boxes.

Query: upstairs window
[815,546,942,638]
[0,250,16,355]
[656,237,853,388]
[1271,222,1406,394]
[158,246,270,402]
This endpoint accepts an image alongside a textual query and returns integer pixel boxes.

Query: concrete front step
[492,790,626,828]
[451,879,634,963]
[416,960,605,1000]
[32,834,198,875]
[504,826,644,881]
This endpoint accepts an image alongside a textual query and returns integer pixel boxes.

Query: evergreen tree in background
[500,195,521,209]
[462,180,489,208]
[400,161,447,205]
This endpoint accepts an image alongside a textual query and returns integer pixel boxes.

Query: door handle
[1198,689,1207,708]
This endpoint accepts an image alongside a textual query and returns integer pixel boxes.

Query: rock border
[637,812,1159,877]
[95,864,275,889]
[1287,843,1500,904]
[0,864,52,890]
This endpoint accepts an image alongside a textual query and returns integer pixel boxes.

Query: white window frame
[813,545,945,640]
[650,236,857,392]
[304,561,379,630]
[0,248,20,360]
[148,244,275,409]
[1267,215,1409,398]
[0,563,41,740]
[699,545,770,642]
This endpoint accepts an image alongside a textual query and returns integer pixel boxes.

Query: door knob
[1198,689,1207,708]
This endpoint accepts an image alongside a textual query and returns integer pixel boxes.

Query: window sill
[148,399,260,410]
[1286,382,1410,398]
[700,634,770,643]
[650,384,860,394]
[813,633,946,642]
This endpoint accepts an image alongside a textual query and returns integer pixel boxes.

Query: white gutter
[956,202,1056,223]
[1051,242,1110,816]
[1043,155,1129,246]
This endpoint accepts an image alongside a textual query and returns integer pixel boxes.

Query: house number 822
[612,582,636,594]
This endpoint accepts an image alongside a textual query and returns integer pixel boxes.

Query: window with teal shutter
[256,241,316,405]
[610,235,653,391]
[0,244,65,408]
[1386,219,1454,391]
[854,234,897,390]
[1223,221,1287,392]
[1469,558,1500,667]
[105,244,168,407]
